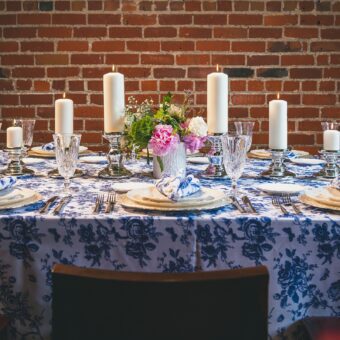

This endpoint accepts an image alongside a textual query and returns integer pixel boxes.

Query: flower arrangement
[125,92,208,170]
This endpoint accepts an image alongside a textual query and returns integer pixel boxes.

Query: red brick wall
[0,0,339,152]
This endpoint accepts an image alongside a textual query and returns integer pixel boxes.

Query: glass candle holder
[260,149,296,178]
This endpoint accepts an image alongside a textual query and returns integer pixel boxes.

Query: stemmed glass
[13,119,36,157]
[221,134,250,197]
[234,121,255,152]
[53,133,81,196]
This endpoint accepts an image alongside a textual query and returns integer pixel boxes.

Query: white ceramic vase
[153,142,186,179]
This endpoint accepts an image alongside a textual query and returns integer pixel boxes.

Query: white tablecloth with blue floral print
[0,156,339,340]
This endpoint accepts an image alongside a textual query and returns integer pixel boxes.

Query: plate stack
[248,149,309,160]
[121,186,229,211]
[29,146,89,158]
[300,187,340,212]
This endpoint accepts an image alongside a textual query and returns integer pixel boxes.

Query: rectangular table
[0,157,339,339]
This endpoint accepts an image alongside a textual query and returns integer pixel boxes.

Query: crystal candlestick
[314,150,339,180]
[98,133,131,179]
[3,147,34,176]
[201,134,227,179]
[261,149,295,178]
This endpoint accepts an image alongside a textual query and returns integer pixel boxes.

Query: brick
[324,68,340,78]
[311,42,340,52]
[231,95,265,105]
[230,80,246,91]
[39,1,53,11]
[321,29,340,39]
[54,1,70,10]
[47,67,80,78]
[303,94,336,105]
[289,107,319,118]
[179,27,212,38]
[249,28,282,38]
[321,107,340,118]
[285,27,319,38]
[283,1,298,11]
[195,40,230,51]
[229,14,262,25]
[232,41,265,52]
[84,120,103,131]
[21,94,53,105]
[188,67,216,78]
[159,15,192,25]
[177,80,193,91]
[58,41,88,51]
[88,1,102,10]
[214,28,247,38]
[258,68,288,78]
[316,1,331,11]
[300,15,333,26]
[144,27,177,38]
[202,1,216,11]
[176,54,210,65]
[247,55,279,66]
[92,41,125,52]
[162,41,194,51]
[6,1,21,11]
[23,1,38,11]
[251,2,264,11]
[154,68,186,78]
[330,55,340,64]
[109,27,142,38]
[4,27,36,38]
[217,1,232,11]
[234,1,249,11]
[21,41,54,52]
[38,27,72,38]
[34,80,50,91]
[319,81,335,91]
[185,1,201,11]
[69,80,84,91]
[170,1,184,10]
[142,54,174,65]
[193,14,227,25]
[36,54,68,65]
[0,41,18,52]
[2,55,34,65]
[264,15,298,26]
[103,0,120,11]
[224,68,254,78]
[268,41,302,52]
[281,55,314,66]
[141,80,158,91]
[0,80,14,91]
[299,1,314,11]
[266,1,281,11]
[289,134,315,145]
[127,41,160,51]
[302,81,317,91]
[117,67,151,78]
[317,55,329,65]
[2,108,35,118]
[107,54,139,64]
[248,80,264,91]
[121,0,137,11]
[12,67,45,78]
[18,14,50,24]
[88,14,120,25]
[71,54,104,65]
[123,14,156,25]
[212,55,245,65]
[265,81,282,91]
[52,14,86,25]
[0,14,16,25]
[74,27,107,38]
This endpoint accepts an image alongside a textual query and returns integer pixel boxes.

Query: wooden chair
[52,264,269,340]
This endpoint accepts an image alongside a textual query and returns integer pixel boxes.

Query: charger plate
[31,146,88,156]
[0,190,42,210]
[0,188,37,206]
[299,188,340,212]
[120,194,230,212]
[248,149,309,160]
[299,194,340,212]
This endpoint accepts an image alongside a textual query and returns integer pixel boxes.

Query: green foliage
[129,115,154,149]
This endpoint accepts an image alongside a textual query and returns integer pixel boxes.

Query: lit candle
[103,65,125,133]
[323,130,339,151]
[269,93,288,150]
[55,92,74,134]
[207,64,228,134]
[7,126,23,148]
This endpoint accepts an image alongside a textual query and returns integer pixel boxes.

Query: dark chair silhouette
[0,314,8,340]
[297,317,340,340]
[52,264,269,340]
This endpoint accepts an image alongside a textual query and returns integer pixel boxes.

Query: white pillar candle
[269,94,288,150]
[323,130,339,151]
[103,65,125,133]
[55,93,73,134]
[7,126,23,148]
[207,65,228,134]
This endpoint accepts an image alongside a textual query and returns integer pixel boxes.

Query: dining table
[0,154,339,340]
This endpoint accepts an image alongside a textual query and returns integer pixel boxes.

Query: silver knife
[39,196,58,214]
[229,196,246,213]
[242,196,258,214]
[53,196,72,215]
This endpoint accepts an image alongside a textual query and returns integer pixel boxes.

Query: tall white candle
[7,126,23,148]
[323,130,339,151]
[103,65,125,133]
[269,94,288,150]
[207,65,228,134]
[55,93,73,134]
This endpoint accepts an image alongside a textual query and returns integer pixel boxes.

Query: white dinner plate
[300,188,340,211]
[187,157,209,164]
[23,158,45,165]
[31,146,88,155]
[0,188,38,207]
[0,191,42,210]
[257,183,305,195]
[112,182,154,194]
[290,158,326,166]
[80,156,107,164]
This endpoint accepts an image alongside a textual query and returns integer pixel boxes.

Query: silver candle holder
[314,150,339,180]
[200,134,227,179]
[4,147,34,176]
[260,149,295,178]
[98,132,131,179]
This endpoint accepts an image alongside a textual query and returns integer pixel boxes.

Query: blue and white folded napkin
[285,150,298,159]
[0,176,16,191]
[41,142,55,151]
[156,174,201,201]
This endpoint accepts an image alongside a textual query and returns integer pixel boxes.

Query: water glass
[234,121,254,152]
[53,133,81,195]
[13,119,36,148]
[221,134,250,196]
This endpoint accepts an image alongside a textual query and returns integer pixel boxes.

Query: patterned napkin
[41,142,55,151]
[156,174,201,201]
[0,176,16,191]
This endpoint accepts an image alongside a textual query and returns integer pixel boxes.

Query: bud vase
[153,142,186,179]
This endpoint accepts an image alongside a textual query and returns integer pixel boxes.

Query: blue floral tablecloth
[0,156,339,339]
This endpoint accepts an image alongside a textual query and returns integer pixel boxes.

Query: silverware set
[272,194,302,215]
[39,195,72,215]
[229,195,258,214]
[94,192,116,214]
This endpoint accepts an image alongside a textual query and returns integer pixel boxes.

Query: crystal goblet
[234,121,255,152]
[53,133,81,196]
[13,119,36,154]
[221,134,250,197]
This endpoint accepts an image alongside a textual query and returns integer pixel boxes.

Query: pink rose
[149,124,180,156]
[183,134,207,153]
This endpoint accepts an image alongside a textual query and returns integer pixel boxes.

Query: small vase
[153,142,186,179]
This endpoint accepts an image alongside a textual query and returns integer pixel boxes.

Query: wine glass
[234,121,255,152]
[221,134,250,197]
[13,119,36,156]
[53,133,81,196]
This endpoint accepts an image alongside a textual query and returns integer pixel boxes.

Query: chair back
[52,264,269,340]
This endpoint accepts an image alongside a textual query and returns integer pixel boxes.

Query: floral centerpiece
[124,92,208,177]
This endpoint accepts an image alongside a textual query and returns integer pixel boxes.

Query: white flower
[188,117,208,137]
[168,104,183,116]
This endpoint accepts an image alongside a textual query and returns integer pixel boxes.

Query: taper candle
[55,93,74,134]
[269,93,287,150]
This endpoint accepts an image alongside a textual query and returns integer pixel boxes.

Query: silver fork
[105,192,116,213]
[272,196,289,215]
[93,194,104,214]
[282,194,302,215]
